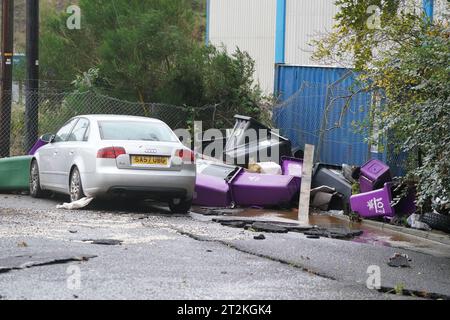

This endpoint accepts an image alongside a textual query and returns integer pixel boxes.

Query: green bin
[0,156,33,192]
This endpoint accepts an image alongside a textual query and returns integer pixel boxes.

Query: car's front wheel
[30,160,45,198]
[169,198,192,214]
[70,167,85,202]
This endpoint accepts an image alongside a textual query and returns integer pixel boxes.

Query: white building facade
[207,0,445,94]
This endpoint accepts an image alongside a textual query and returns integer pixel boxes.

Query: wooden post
[298,144,315,224]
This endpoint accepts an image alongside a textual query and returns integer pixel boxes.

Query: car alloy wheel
[70,168,85,202]
[30,161,45,198]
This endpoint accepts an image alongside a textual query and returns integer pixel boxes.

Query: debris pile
[212,218,363,240]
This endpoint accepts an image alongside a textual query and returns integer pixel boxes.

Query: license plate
[131,156,169,166]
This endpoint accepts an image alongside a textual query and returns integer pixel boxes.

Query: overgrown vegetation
[313,0,449,210]
[39,0,269,129]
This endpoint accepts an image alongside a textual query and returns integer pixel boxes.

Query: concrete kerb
[330,213,450,247]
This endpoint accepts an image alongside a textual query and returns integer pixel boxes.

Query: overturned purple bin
[350,183,395,218]
[229,170,301,207]
[193,159,301,208]
[194,173,233,207]
[359,159,392,193]
[193,161,239,207]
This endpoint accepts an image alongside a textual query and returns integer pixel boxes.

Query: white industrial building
[207,0,447,93]
[206,0,447,167]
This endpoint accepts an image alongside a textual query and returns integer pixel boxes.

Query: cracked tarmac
[0,194,449,300]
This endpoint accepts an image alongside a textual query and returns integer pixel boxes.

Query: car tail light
[97,147,126,159]
[175,149,195,163]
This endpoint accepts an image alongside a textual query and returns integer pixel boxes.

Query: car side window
[68,118,90,142]
[54,119,78,143]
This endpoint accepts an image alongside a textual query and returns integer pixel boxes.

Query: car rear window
[98,120,178,142]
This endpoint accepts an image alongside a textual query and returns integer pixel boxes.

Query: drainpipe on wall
[423,0,434,20]
[205,0,211,45]
[275,0,286,64]
[274,0,287,95]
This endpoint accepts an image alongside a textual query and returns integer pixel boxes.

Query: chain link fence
[1,81,406,172]
[1,89,220,157]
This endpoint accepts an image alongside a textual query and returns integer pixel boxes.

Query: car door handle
[53,152,58,156]
[69,151,75,156]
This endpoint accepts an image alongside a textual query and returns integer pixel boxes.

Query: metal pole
[0,0,14,158]
[25,0,39,153]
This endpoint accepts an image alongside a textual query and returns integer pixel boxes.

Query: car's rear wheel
[169,198,192,214]
[30,160,45,198]
[70,167,85,202]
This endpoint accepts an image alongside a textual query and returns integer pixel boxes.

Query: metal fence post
[0,0,14,158]
[25,0,40,153]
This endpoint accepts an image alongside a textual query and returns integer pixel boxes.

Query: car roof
[75,115,164,123]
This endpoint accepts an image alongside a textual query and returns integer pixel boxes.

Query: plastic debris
[56,197,94,210]
[256,162,282,175]
[407,214,432,231]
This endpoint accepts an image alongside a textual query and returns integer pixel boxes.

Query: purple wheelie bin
[28,139,48,155]
[350,183,395,218]
[229,170,301,207]
[193,159,302,208]
[193,173,233,207]
[359,159,392,193]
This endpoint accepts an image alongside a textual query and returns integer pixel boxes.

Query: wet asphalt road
[0,194,449,300]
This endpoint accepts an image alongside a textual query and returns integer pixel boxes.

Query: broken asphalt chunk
[0,254,96,274]
[388,253,412,268]
[254,234,266,240]
[83,239,123,246]
[220,221,249,229]
[247,222,289,234]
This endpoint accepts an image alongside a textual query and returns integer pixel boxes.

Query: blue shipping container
[273,65,386,166]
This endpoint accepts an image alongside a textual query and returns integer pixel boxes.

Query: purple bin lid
[361,159,391,182]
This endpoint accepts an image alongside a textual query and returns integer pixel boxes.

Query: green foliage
[313,0,450,209]
[39,0,269,128]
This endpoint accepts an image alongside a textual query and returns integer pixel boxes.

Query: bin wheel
[419,212,450,233]
[30,161,46,198]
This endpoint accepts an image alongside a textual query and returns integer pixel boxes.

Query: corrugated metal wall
[284,0,338,66]
[208,0,277,93]
[273,65,383,166]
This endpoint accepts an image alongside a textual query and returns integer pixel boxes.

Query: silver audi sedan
[30,115,196,213]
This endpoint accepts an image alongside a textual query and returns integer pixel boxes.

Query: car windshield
[98,120,178,142]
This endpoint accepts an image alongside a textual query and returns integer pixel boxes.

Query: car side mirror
[40,133,55,144]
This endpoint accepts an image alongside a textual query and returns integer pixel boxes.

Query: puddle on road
[233,208,443,253]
